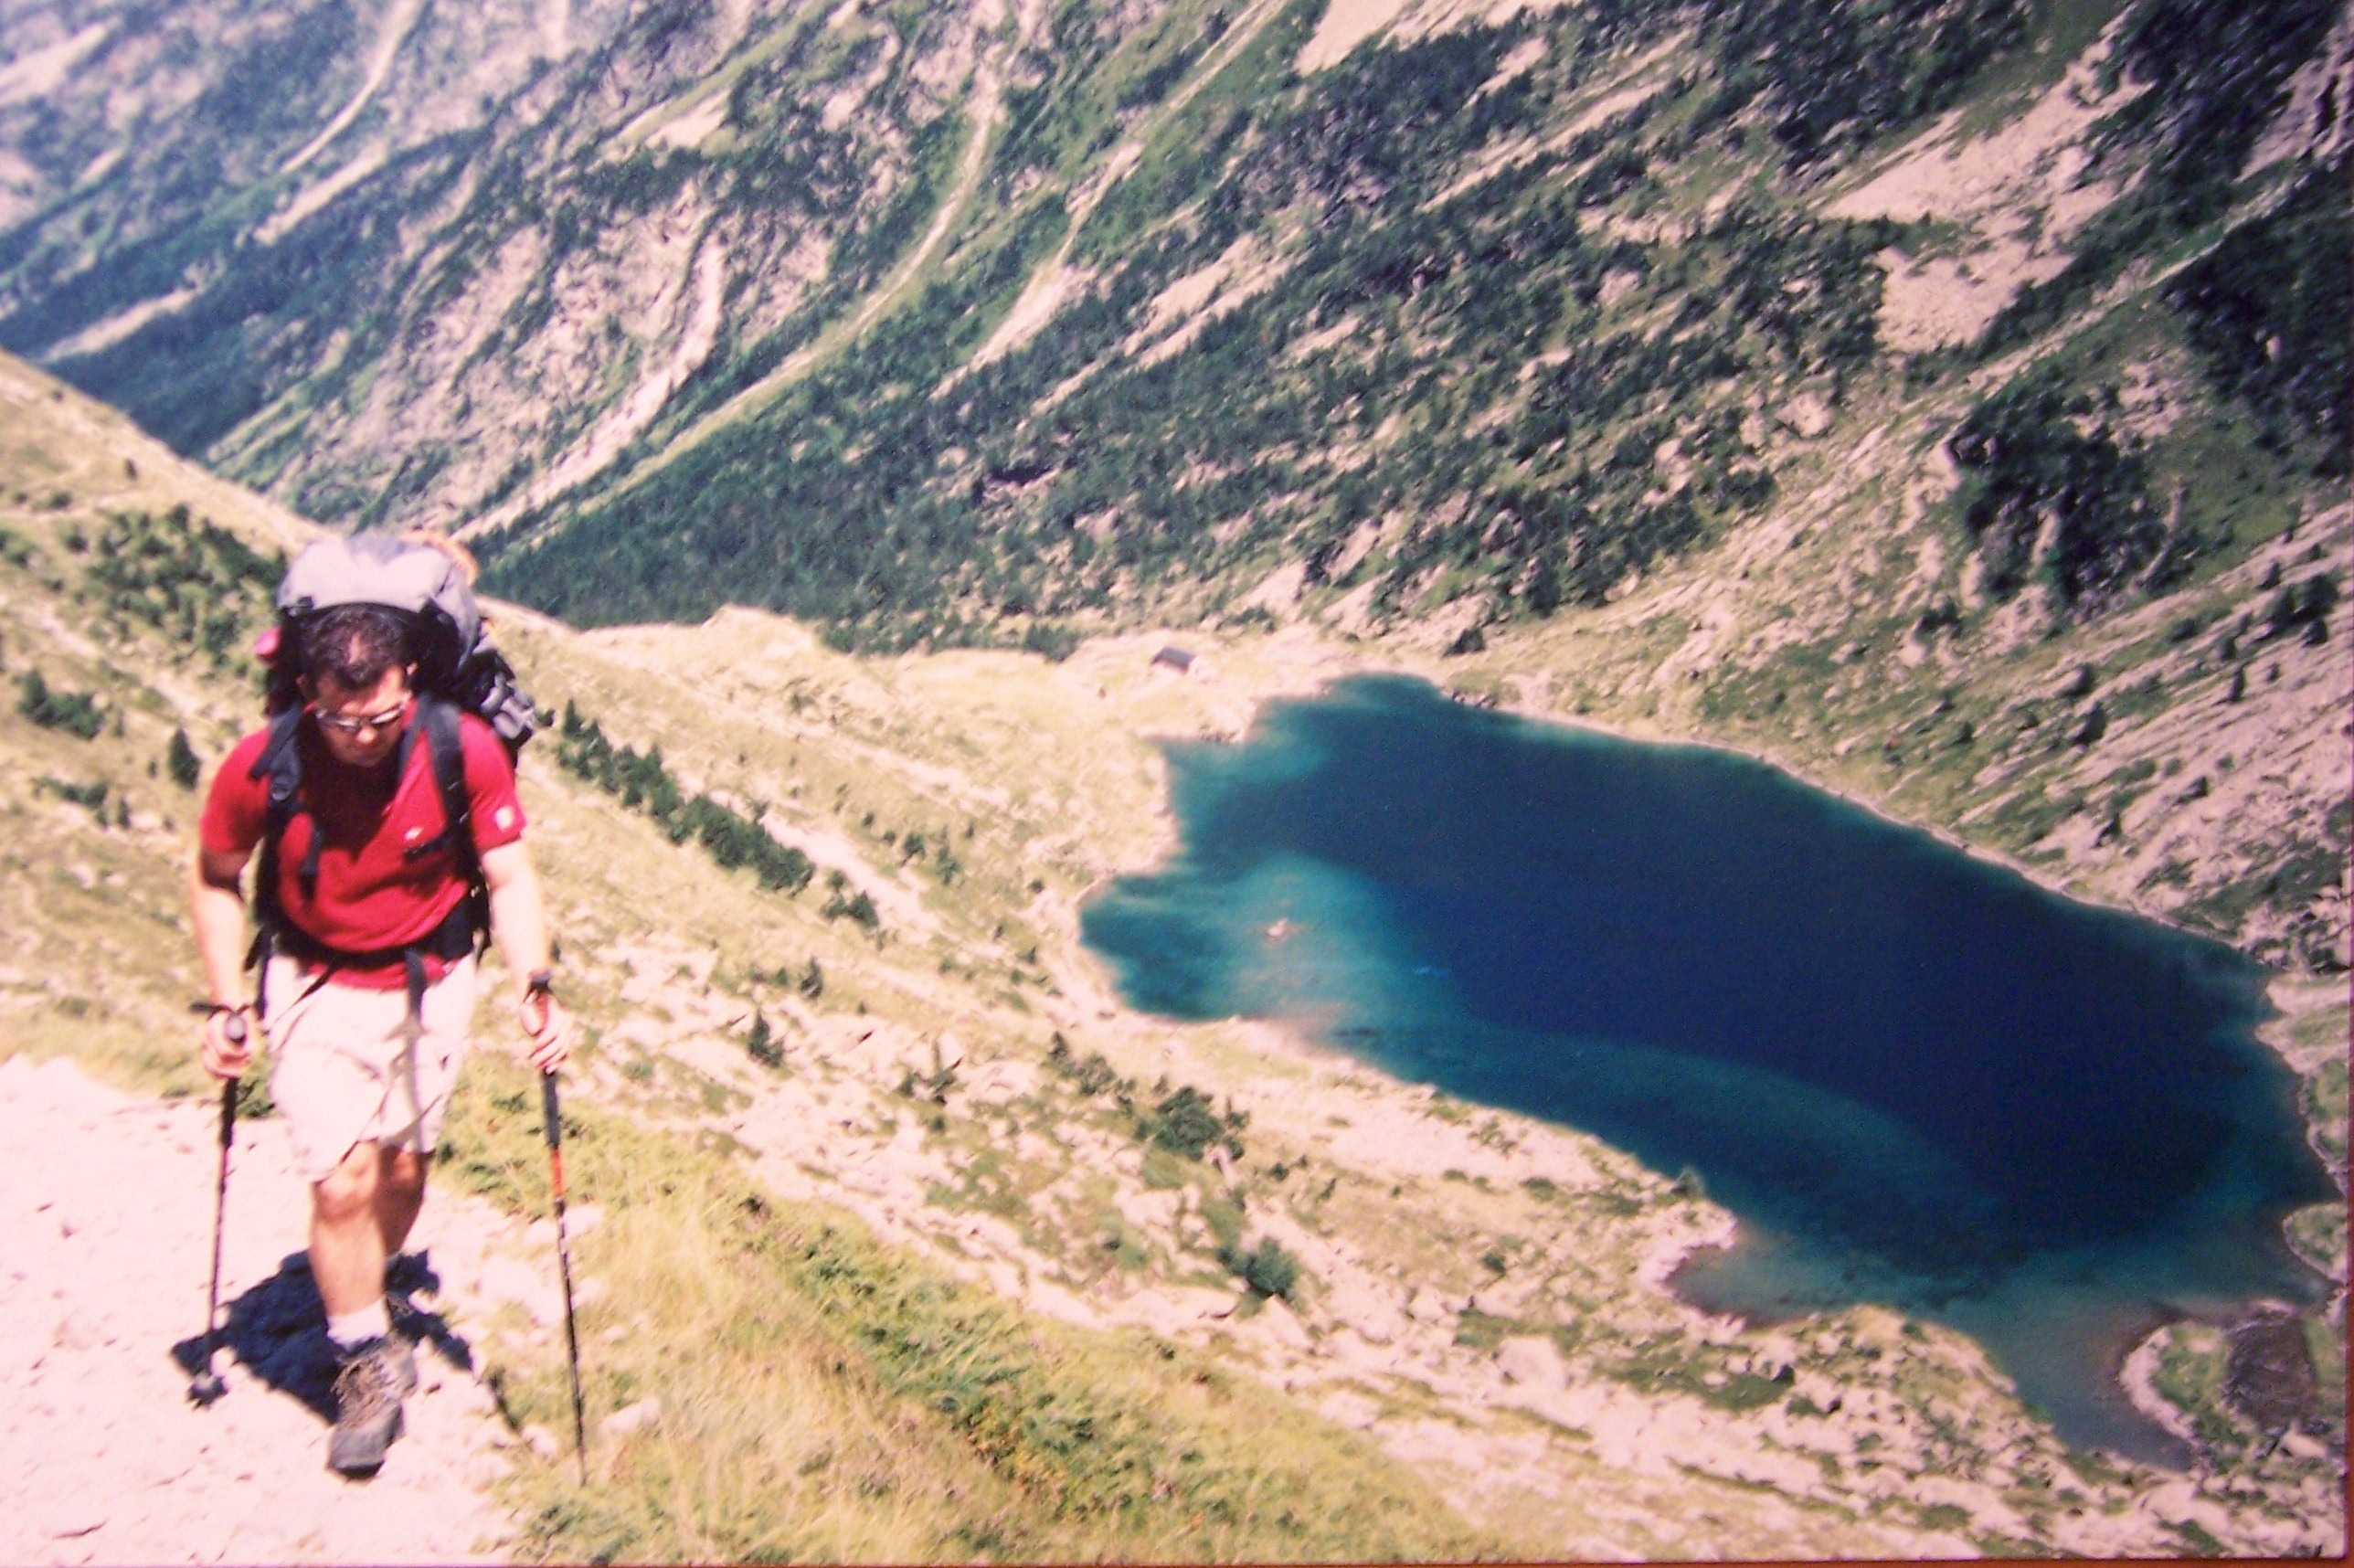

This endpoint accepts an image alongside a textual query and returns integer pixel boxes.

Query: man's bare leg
[376,1145,429,1261]
[313,1142,430,1312]
[313,1140,389,1319]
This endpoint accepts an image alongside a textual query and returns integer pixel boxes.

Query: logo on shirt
[494,806,515,832]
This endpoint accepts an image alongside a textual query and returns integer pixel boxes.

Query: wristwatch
[525,969,556,1001]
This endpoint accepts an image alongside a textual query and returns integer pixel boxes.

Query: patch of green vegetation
[1071,0,1322,264]
[1139,1144,1191,1190]
[2261,572,2339,645]
[1945,0,2127,141]
[840,111,974,289]
[16,670,107,739]
[2302,1051,2348,1166]
[1980,784,2086,851]
[1453,1306,1514,1351]
[745,1009,785,1069]
[1696,0,2028,167]
[2303,1309,2347,1426]
[1602,1337,1791,1412]
[165,726,202,790]
[779,1202,1452,1551]
[2149,1323,2243,1457]
[35,773,111,813]
[82,503,282,664]
[1703,1372,1788,1412]
[2176,841,2347,938]
[1045,1033,1127,1097]
[1576,1187,1646,1219]
[2168,166,2349,468]
[557,702,817,895]
[1218,1234,1302,1299]
[1139,1082,1246,1160]
[1947,366,2166,609]
[1198,1191,1246,1251]
[2285,1202,2347,1301]
[822,873,882,928]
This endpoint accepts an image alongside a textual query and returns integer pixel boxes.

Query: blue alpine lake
[1080,674,2332,1462]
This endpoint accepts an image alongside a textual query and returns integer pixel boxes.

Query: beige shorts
[263,955,478,1183]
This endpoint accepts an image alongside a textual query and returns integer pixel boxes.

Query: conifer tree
[167,728,201,790]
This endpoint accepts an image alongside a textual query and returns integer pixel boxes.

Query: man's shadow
[171,1252,476,1422]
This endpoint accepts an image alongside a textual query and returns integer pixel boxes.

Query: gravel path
[0,1054,533,1565]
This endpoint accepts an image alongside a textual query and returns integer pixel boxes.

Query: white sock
[326,1298,391,1350]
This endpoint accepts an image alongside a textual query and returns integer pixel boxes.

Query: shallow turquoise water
[1080,675,2331,1461]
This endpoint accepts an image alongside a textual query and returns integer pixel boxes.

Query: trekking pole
[541,1070,588,1483]
[188,1010,245,1407]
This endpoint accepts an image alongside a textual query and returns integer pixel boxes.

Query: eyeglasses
[313,697,412,736]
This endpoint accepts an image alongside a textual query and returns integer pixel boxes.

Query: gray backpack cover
[272,532,535,755]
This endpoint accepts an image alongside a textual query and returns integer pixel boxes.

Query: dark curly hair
[300,604,413,693]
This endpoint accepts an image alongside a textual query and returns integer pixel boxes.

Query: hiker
[187,536,572,1476]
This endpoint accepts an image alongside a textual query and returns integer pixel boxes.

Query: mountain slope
[5,0,2340,973]
[3,341,2346,1556]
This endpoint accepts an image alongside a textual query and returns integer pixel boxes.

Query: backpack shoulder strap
[420,699,472,857]
[251,704,306,793]
[408,698,491,949]
[246,706,308,967]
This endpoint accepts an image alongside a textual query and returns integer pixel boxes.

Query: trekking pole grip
[217,1012,247,1147]
[540,1071,562,1153]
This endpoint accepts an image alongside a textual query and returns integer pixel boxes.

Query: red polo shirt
[201,709,526,988]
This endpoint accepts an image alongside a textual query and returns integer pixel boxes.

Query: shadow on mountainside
[171,1252,476,1425]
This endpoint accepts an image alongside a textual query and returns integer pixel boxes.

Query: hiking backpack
[261,531,536,751]
[246,532,540,1001]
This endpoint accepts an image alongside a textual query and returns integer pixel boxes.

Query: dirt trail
[279,0,428,176]
[0,1054,530,1566]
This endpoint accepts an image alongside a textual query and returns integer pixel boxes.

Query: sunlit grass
[443,1050,1500,1564]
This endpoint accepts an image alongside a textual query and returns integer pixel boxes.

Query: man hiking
[189,585,572,1477]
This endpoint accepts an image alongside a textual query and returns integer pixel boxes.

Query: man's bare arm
[481,840,572,1071]
[188,846,254,1079]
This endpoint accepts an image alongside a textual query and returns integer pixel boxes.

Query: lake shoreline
[1087,651,2334,1471]
[1129,641,2327,1120]
[1128,634,2276,970]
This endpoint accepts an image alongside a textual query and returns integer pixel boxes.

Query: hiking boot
[327,1337,408,1476]
[378,1306,423,1397]
[384,1330,419,1398]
